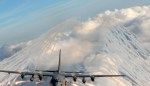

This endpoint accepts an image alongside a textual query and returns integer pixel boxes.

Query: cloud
[0,42,27,60]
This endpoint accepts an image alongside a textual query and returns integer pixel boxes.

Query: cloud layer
[0,43,26,60]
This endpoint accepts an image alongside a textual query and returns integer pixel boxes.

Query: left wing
[0,70,33,75]
[0,70,54,81]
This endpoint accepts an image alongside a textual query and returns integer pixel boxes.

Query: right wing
[62,73,125,82]
[64,74,125,77]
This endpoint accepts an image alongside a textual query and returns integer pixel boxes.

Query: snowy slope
[0,6,150,86]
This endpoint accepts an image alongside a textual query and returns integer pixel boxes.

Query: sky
[0,0,150,47]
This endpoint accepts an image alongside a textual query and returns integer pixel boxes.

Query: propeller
[21,73,25,79]
[73,76,77,82]
[30,75,34,81]
[38,74,43,81]
[82,77,86,84]
[91,76,95,82]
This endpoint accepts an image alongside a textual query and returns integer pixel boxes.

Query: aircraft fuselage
[50,73,67,86]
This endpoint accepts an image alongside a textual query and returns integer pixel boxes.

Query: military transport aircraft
[0,49,125,86]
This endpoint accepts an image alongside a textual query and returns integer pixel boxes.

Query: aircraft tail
[58,49,61,73]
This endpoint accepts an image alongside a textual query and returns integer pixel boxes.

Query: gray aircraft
[0,49,125,86]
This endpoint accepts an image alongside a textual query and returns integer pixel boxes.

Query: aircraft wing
[0,70,35,75]
[0,70,22,74]
[63,73,125,83]
[0,70,54,76]
[64,74,125,77]
[61,71,84,74]
[35,70,58,72]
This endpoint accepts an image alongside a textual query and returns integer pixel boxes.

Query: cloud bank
[0,42,27,60]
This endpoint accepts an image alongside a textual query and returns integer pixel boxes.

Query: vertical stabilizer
[58,49,61,73]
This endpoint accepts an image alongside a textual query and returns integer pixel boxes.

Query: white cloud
[0,42,27,60]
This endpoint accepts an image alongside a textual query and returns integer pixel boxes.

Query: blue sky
[0,0,150,46]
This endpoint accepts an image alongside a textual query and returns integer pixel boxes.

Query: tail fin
[58,49,61,73]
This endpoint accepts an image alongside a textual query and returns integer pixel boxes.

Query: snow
[0,5,150,86]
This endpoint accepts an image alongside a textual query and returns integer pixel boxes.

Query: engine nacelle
[38,74,43,81]
[82,77,86,84]
[21,73,25,79]
[30,75,34,81]
[73,76,77,82]
[91,76,95,82]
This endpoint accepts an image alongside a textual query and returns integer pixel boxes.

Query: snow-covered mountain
[0,6,150,86]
